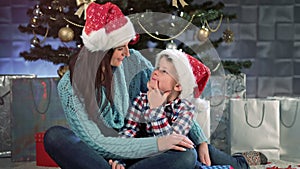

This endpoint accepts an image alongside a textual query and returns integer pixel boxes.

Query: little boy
[111,49,210,169]
[119,48,210,138]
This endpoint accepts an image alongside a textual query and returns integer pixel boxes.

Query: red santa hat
[81,2,135,52]
[186,54,211,98]
[155,49,211,99]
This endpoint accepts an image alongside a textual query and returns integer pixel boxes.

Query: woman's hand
[157,133,194,152]
[109,159,125,169]
[197,142,211,166]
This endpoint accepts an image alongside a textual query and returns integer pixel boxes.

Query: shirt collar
[165,98,181,109]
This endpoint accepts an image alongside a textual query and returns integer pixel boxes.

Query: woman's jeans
[44,126,197,169]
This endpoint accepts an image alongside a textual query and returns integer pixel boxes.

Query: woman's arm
[58,71,158,159]
[188,120,208,145]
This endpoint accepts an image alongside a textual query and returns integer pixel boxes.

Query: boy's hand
[109,159,126,169]
[147,80,170,109]
[147,76,156,91]
[198,142,211,166]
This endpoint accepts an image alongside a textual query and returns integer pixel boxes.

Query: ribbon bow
[74,0,95,20]
[172,0,188,8]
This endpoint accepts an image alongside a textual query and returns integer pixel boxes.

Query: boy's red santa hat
[155,49,211,99]
[81,2,135,52]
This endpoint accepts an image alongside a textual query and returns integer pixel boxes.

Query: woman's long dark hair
[68,47,115,122]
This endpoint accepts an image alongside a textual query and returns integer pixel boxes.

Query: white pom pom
[191,98,209,114]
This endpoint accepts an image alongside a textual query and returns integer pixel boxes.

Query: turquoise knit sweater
[57,49,207,159]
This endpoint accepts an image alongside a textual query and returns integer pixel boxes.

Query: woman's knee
[44,126,67,149]
[187,148,197,165]
[175,148,197,168]
[44,125,65,139]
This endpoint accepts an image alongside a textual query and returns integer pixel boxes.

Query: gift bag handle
[0,76,9,105]
[280,101,298,128]
[30,79,52,114]
[244,102,265,128]
[210,96,226,107]
[0,91,10,105]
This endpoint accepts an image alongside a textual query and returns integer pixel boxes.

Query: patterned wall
[215,0,300,97]
[0,0,300,97]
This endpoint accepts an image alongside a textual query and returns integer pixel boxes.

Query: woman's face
[110,43,130,67]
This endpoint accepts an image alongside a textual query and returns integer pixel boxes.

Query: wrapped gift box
[35,132,59,167]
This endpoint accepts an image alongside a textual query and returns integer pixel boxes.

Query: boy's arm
[119,93,145,138]
[144,99,194,136]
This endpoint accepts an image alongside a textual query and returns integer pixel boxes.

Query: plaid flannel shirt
[120,92,195,138]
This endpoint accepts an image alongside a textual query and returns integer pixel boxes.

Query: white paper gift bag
[194,99,210,143]
[229,98,280,160]
[268,96,300,163]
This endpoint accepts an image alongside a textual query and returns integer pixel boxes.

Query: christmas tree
[18,0,250,74]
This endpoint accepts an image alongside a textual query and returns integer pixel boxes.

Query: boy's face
[149,57,179,93]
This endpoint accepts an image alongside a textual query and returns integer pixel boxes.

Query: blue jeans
[207,144,249,169]
[44,126,197,169]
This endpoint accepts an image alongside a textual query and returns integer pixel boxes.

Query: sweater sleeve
[57,71,158,159]
[188,119,208,145]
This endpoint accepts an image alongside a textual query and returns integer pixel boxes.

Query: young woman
[43,2,200,169]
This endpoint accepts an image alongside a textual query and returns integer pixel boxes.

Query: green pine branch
[18,0,250,74]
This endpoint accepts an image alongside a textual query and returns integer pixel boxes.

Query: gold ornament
[75,0,95,20]
[223,29,234,43]
[58,25,74,42]
[30,17,39,28]
[172,0,188,8]
[223,17,234,43]
[30,36,40,48]
[197,26,210,41]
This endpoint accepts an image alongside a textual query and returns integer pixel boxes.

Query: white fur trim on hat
[155,49,197,99]
[81,16,135,52]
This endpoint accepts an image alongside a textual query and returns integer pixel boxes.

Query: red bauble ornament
[129,34,140,45]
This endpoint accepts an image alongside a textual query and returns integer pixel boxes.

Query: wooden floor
[0,158,60,169]
[1,157,298,169]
